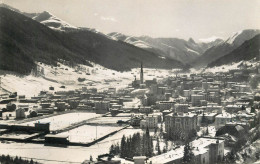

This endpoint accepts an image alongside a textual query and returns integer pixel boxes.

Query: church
[132,62,145,88]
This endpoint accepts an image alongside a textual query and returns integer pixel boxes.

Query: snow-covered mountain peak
[33,11,53,22]
[225,29,260,46]
[32,11,77,31]
[108,32,153,49]
[225,30,243,44]
[199,36,223,43]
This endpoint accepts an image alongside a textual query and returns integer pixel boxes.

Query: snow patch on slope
[190,59,259,74]
[33,11,77,31]
[186,47,200,55]
[108,32,152,49]
[199,36,223,43]
[225,31,243,44]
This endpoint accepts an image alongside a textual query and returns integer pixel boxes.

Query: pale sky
[2,0,260,41]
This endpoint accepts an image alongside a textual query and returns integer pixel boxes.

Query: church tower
[140,62,144,84]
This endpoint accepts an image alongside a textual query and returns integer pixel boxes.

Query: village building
[165,112,197,138]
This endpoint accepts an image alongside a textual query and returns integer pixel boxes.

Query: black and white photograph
[0,0,260,163]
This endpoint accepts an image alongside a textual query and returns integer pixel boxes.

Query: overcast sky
[2,0,260,41]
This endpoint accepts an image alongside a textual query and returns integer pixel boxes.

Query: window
[203,157,205,163]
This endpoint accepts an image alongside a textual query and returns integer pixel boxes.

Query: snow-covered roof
[166,112,197,118]
[216,113,232,118]
[148,145,184,163]
[149,138,224,164]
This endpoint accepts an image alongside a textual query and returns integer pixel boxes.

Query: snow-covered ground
[59,125,122,143]
[0,62,175,97]
[87,117,130,124]
[0,127,143,164]
[190,59,259,74]
[21,112,100,131]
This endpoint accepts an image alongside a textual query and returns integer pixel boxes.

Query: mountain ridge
[0,7,183,75]
[108,32,223,64]
[208,34,260,67]
[192,29,260,67]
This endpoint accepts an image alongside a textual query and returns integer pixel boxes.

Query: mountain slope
[0,7,183,75]
[199,38,224,51]
[137,36,205,64]
[0,3,77,32]
[108,32,153,49]
[107,32,170,62]
[0,4,221,66]
[0,7,91,74]
[32,11,77,31]
[208,34,260,67]
[108,32,223,64]
[193,29,260,67]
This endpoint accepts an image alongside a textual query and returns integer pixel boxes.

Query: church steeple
[140,62,144,84]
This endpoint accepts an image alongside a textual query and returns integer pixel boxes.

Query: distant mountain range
[108,32,223,64]
[192,29,260,67]
[0,3,259,75]
[0,7,183,75]
[208,34,260,67]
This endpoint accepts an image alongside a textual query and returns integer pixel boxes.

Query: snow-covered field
[21,112,100,131]
[59,125,122,143]
[87,117,130,124]
[0,62,174,97]
[0,127,143,164]
[190,59,259,74]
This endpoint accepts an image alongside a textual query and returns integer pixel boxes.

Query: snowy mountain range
[208,33,260,67]
[0,6,183,75]
[108,32,153,49]
[108,32,223,64]
[193,29,260,67]
[0,3,259,73]
[31,11,77,31]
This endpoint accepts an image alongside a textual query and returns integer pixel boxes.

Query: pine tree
[109,144,115,155]
[225,149,236,163]
[120,135,126,158]
[145,127,150,156]
[155,126,158,134]
[135,132,141,156]
[206,126,209,135]
[241,105,246,110]
[160,122,163,135]
[115,143,120,154]
[182,142,194,163]
[90,155,93,162]
[201,111,206,125]
[156,137,161,155]
[251,106,255,113]
[14,156,19,163]
[163,146,167,153]
[165,139,168,152]
[149,137,154,157]
[126,137,130,158]
[146,127,150,137]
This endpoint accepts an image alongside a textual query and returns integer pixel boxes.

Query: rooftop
[167,112,197,118]
[149,138,224,163]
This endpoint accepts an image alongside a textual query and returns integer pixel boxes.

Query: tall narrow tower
[140,62,144,84]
